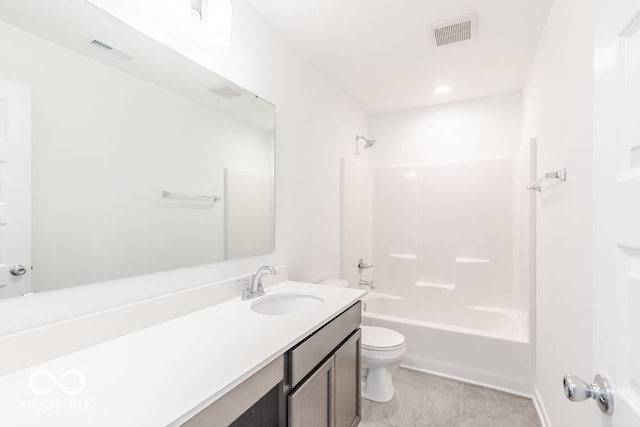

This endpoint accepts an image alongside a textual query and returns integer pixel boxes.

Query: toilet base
[362,367,395,402]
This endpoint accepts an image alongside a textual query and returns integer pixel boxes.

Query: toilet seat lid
[361,326,405,350]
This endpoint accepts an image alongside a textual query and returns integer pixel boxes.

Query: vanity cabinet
[178,301,361,427]
[288,302,361,427]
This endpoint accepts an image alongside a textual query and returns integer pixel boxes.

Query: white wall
[369,92,522,168]
[522,0,594,425]
[0,0,368,337]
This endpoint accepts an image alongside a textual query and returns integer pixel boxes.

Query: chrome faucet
[242,265,277,300]
[359,279,376,290]
[357,258,375,289]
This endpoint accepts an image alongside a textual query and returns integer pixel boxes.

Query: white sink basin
[250,293,324,316]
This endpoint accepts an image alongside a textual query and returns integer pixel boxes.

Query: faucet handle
[240,279,252,300]
[358,258,373,274]
[255,277,265,294]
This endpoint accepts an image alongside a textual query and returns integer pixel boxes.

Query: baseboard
[401,363,533,398]
[401,352,531,396]
[533,386,552,427]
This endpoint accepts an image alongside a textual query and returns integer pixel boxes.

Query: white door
[0,78,31,298]
[592,0,640,425]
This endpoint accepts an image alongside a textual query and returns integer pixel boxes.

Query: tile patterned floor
[360,368,542,427]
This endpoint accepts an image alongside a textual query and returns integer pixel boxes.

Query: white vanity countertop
[0,281,365,426]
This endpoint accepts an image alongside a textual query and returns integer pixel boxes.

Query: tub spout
[359,279,376,290]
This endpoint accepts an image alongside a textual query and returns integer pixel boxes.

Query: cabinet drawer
[289,301,361,388]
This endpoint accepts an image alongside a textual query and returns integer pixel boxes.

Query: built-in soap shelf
[410,257,490,291]
[415,281,455,290]
[389,254,488,263]
[388,253,417,260]
[455,257,489,264]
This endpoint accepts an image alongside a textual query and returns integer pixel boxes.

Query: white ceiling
[248,0,553,114]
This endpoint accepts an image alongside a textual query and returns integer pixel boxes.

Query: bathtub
[361,292,533,394]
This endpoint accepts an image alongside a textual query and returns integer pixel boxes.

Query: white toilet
[360,325,406,402]
[319,278,407,403]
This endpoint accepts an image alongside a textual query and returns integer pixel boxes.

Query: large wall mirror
[0,0,275,298]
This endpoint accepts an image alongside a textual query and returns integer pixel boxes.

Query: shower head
[356,134,376,151]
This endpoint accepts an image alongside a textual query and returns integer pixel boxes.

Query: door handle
[9,264,27,276]
[563,373,614,415]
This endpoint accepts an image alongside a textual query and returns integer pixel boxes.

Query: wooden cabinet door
[334,330,361,427]
[288,356,335,427]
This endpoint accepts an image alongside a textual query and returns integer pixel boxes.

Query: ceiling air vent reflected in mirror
[432,13,478,47]
[208,85,245,99]
[89,39,134,61]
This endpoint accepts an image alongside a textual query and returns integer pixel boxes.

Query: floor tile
[393,368,464,400]
[358,422,398,427]
[361,368,541,427]
[459,384,541,427]
[361,368,461,427]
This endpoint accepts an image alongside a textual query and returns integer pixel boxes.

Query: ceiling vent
[208,85,245,99]
[89,39,134,61]
[432,13,478,47]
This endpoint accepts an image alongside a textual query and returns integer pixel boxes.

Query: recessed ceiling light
[433,85,451,94]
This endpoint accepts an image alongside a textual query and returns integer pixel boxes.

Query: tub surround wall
[368,93,531,319]
[369,92,532,316]
[512,141,536,316]
[372,158,517,310]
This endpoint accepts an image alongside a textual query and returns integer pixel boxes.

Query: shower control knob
[357,258,373,274]
[9,264,27,276]
[563,373,614,415]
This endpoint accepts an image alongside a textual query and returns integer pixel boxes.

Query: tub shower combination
[345,156,533,394]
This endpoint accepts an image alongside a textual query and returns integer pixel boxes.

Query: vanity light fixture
[205,0,233,46]
[163,0,203,20]
[433,85,452,94]
[163,0,233,46]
